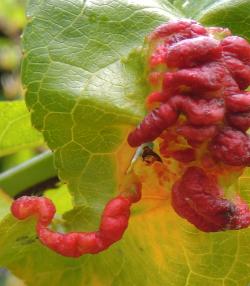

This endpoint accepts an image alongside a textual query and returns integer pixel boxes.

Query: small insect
[141,146,162,165]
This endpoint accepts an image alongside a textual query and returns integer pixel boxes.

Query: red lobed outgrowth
[166,36,222,68]
[11,182,141,257]
[176,124,218,143]
[223,56,250,90]
[221,35,250,89]
[11,196,56,225]
[127,102,178,147]
[225,92,250,112]
[128,94,225,147]
[168,95,225,125]
[221,36,250,63]
[148,19,207,43]
[227,112,250,131]
[168,148,196,163]
[163,62,226,96]
[210,128,250,166]
[171,167,250,232]
[127,19,250,232]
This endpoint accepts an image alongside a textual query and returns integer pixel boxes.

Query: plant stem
[15,177,59,199]
[0,151,57,197]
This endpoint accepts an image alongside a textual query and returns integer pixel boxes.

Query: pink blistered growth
[225,93,250,112]
[148,72,163,86]
[227,112,250,132]
[223,57,250,90]
[177,124,218,144]
[222,36,250,89]
[127,19,250,232]
[166,36,222,68]
[149,45,168,67]
[128,94,225,147]
[99,197,131,244]
[222,36,250,62]
[148,19,208,69]
[210,128,250,166]
[169,95,225,125]
[171,167,250,232]
[163,62,227,96]
[148,19,207,42]
[146,92,166,107]
[11,196,55,226]
[127,102,178,147]
[169,148,196,163]
[11,184,141,257]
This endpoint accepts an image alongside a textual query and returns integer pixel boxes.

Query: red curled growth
[128,103,178,147]
[11,183,141,257]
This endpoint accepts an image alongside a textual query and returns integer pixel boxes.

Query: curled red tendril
[11,183,141,257]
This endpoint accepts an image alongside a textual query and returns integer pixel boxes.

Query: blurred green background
[0,0,31,175]
[0,1,29,285]
[0,0,25,101]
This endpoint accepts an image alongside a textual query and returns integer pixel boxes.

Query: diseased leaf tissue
[1,1,250,285]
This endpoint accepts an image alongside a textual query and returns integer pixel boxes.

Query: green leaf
[0,101,43,157]
[2,0,250,285]
[45,184,73,215]
[22,0,180,209]
[0,190,11,221]
[173,0,216,19]
[198,0,250,41]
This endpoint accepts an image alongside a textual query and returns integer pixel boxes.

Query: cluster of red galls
[128,19,250,232]
[11,19,250,258]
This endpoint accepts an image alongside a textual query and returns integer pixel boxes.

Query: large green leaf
[0,101,43,157]
[1,0,250,285]
[22,0,180,208]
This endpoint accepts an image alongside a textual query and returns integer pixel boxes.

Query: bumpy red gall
[128,19,250,232]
